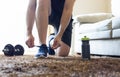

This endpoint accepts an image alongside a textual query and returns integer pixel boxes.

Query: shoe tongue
[41,44,47,47]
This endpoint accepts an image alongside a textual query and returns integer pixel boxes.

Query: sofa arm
[73,13,113,23]
[112,17,120,29]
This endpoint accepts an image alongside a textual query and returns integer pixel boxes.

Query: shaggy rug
[0,55,120,77]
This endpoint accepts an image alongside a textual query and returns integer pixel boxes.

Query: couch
[71,13,120,56]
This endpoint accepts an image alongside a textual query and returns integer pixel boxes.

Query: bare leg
[36,0,50,45]
[56,42,70,57]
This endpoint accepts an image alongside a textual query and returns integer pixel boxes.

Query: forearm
[57,0,75,38]
[58,9,72,38]
[26,12,35,36]
[26,0,36,36]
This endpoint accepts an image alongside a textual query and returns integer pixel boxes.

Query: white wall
[0,0,39,54]
[0,0,25,52]
[111,0,120,16]
[73,0,111,16]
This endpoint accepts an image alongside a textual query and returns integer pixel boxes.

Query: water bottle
[81,36,90,60]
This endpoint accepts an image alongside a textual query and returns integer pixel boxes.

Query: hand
[25,34,35,48]
[51,35,62,49]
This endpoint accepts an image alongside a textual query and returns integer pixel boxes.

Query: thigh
[48,0,51,16]
[36,0,50,10]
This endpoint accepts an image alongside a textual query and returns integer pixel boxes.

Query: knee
[37,0,48,9]
[37,0,50,15]
[57,42,70,57]
[28,0,36,10]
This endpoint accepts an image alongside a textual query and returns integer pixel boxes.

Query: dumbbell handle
[34,45,40,47]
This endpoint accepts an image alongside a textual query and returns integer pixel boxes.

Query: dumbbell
[2,44,24,56]
[2,44,15,56]
[14,44,24,56]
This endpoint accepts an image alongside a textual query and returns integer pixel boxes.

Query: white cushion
[79,19,112,33]
[112,17,120,29]
[74,13,113,23]
[79,30,112,40]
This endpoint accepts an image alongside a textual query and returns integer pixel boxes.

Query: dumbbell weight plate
[14,44,24,56]
[2,44,15,56]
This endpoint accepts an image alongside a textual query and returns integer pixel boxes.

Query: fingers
[26,40,34,48]
[25,35,35,48]
[51,40,61,49]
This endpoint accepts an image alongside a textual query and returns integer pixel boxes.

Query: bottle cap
[81,36,89,41]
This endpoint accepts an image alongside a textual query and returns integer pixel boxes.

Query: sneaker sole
[34,55,47,59]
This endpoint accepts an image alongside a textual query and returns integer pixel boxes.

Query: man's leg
[36,0,51,45]
[34,0,51,58]
[56,42,70,57]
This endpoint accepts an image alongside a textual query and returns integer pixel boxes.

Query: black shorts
[49,0,73,46]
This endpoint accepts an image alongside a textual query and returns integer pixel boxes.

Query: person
[25,0,75,58]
